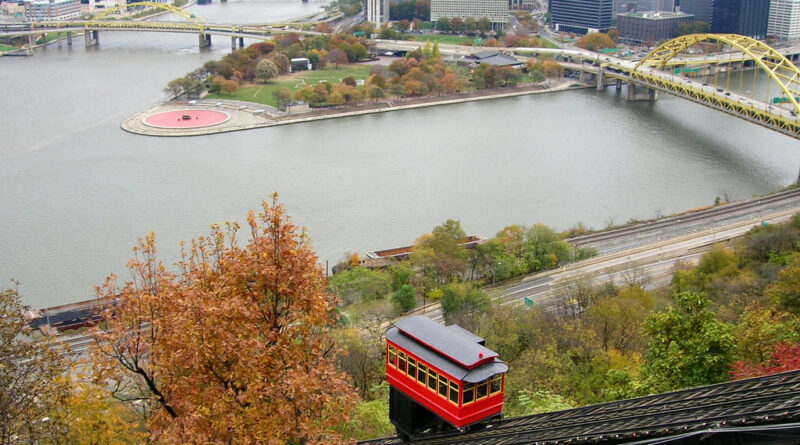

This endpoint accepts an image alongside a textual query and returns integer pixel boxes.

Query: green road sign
[524,297,533,308]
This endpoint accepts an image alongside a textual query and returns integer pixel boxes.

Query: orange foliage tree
[576,32,615,52]
[92,195,359,443]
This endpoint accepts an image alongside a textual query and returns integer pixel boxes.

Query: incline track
[360,370,800,444]
[567,187,800,249]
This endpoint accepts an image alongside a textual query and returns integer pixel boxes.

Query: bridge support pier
[57,32,62,48]
[230,36,244,52]
[596,68,605,91]
[199,33,211,49]
[615,78,623,92]
[626,82,657,101]
[84,30,99,47]
[66,31,72,46]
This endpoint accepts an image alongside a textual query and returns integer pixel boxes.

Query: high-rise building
[549,0,614,34]
[679,0,713,23]
[430,0,508,30]
[712,0,770,38]
[367,0,390,26]
[617,10,694,42]
[768,0,800,40]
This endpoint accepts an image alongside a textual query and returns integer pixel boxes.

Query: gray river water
[1,1,799,307]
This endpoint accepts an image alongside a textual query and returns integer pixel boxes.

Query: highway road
[418,201,800,323]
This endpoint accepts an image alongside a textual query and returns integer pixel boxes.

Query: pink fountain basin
[144,109,230,129]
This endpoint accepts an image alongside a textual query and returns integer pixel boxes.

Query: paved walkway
[121,80,588,137]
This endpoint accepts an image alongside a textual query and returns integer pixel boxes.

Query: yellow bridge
[598,34,800,140]
[0,1,327,51]
[378,34,800,139]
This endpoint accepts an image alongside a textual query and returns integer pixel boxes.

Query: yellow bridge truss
[619,33,800,138]
[89,1,206,28]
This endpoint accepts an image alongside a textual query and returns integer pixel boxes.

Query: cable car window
[417,364,427,384]
[463,383,475,405]
[449,382,458,404]
[398,352,407,373]
[438,376,448,398]
[428,370,437,391]
[408,357,416,377]
[490,375,502,394]
[388,346,397,367]
[476,381,488,399]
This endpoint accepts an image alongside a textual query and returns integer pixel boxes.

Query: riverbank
[122,79,589,136]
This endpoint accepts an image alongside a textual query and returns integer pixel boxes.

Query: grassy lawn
[206,64,373,107]
[34,32,60,45]
[405,34,480,45]
[537,37,560,49]
[0,44,16,51]
[403,33,559,49]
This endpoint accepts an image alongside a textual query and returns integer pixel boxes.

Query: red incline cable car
[385,315,508,441]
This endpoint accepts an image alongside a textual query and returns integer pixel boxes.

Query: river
[1,2,799,308]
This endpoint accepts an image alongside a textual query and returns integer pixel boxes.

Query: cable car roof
[389,316,505,374]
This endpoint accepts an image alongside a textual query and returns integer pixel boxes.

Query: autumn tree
[256,58,279,83]
[392,284,417,314]
[767,254,800,314]
[395,19,411,33]
[731,342,800,380]
[221,79,238,95]
[436,16,451,32]
[641,292,735,393]
[576,32,615,52]
[368,86,385,103]
[267,51,291,74]
[276,87,292,110]
[0,288,72,444]
[334,316,389,398]
[329,267,392,305]
[451,16,463,32]
[329,91,346,107]
[328,48,348,68]
[91,196,359,443]
[412,219,469,285]
[439,283,490,331]
[478,16,492,33]
[43,378,143,445]
[585,286,653,354]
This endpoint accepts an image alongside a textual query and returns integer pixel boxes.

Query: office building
[549,0,614,34]
[712,0,770,38]
[617,10,694,42]
[768,0,800,40]
[24,0,81,21]
[430,0,508,30]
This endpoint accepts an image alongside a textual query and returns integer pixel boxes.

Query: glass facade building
[712,0,770,38]
[679,0,770,38]
[549,0,614,34]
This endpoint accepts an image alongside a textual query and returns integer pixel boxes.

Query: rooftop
[392,315,499,369]
[618,10,694,19]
